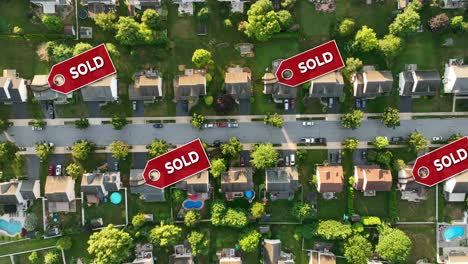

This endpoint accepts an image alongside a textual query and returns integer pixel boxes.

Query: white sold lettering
[69,56,105,80]
[298,52,334,74]
[165,151,200,175]
[433,148,467,172]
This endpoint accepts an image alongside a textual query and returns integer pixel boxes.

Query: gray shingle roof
[265,167,299,192]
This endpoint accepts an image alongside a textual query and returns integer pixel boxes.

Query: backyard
[354,191,389,218]
[398,225,437,263]
[84,191,127,226]
[397,187,436,222]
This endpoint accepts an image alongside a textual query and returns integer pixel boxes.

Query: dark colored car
[153,123,163,128]
[290,99,296,109]
[216,122,227,128]
[316,137,327,143]
[48,165,54,176]
[391,137,403,143]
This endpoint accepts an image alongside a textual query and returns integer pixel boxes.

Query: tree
[148,139,168,158]
[72,140,94,161]
[250,202,266,219]
[393,159,406,171]
[264,113,284,128]
[344,235,373,264]
[296,149,307,165]
[88,225,133,264]
[343,138,359,151]
[210,201,227,226]
[66,163,81,179]
[210,158,226,178]
[191,113,206,129]
[353,26,378,52]
[46,41,73,63]
[376,226,412,263]
[277,10,293,29]
[44,251,60,264]
[293,203,313,220]
[361,216,382,226]
[75,117,89,129]
[281,0,296,8]
[56,236,72,250]
[378,34,403,58]
[105,43,120,61]
[109,140,130,160]
[341,110,364,129]
[317,220,352,240]
[197,7,210,23]
[250,143,278,169]
[451,16,468,31]
[221,137,243,158]
[115,17,144,46]
[35,142,54,160]
[132,213,147,228]
[0,141,18,163]
[24,213,39,231]
[31,119,46,128]
[408,131,428,152]
[239,230,261,253]
[141,9,160,30]
[389,2,421,36]
[224,19,233,28]
[111,116,128,130]
[0,119,10,133]
[149,223,182,248]
[191,49,212,68]
[215,94,235,113]
[448,133,463,142]
[373,136,389,150]
[339,18,355,36]
[381,107,400,128]
[94,12,117,31]
[73,42,93,56]
[345,57,363,74]
[223,209,249,228]
[241,0,283,41]
[187,231,209,256]
[184,210,201,227]
[204,96,214,105]
[42,15,63,32]
[172,189,187,204]
[429,13,449,33]
[28,251,39,264]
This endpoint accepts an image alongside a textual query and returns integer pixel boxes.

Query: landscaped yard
[354,191,389,218]
[318,192,347,220]
[397,187,436,222]
[208,225,260,263]
[397,225,437,264]
[13,248,63,264]
[271,225,309,263]
[0,238,59,256]
[443,201,466,222]
[412,95,453,113]
[127,193,172,223]
[84,191,127,226]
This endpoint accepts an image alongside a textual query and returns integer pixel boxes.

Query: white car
[301,138,315,143]
[302,121,314,126]
[432,136,443,141]
[203,123,215,128]
[284,99,289,110]
[132,101,137,111]
[55,165,62,176]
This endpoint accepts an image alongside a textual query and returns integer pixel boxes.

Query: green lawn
[55,93,89,118]
[271,225,309,263]
[208,225,260,263]
[295,0,334,39]
[318,192,347,220]
[444,201,466,222]
[455,99,468,112]
[250,84,282,115]
[354,191,389,218]
[84,192,126,226]
[127,193,172,223]
[412,95,453,113]
[266,198,301,222]
[66,233,91,263]
[397,225,437,264]
[397,187,436,222]
[365,95,397,113]
[13,248,63,264]
[0,237,59,256]
[0,257,10,264]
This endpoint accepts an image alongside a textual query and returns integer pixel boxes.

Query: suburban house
[126,0,161,16]
[220,167,254,200]
[169,243,194,264]
[218,0,249,12]
[175,171,210,197]
[352,67,394,98]
[0,69,28,104]
[398,65,441,97]
[173,0,205,15]
[81,172,121,203]
[444,171,468,202]
[80,74,118,103]
[443,60,468,95]
[0,180,40,207]
[45,176,76,212]
[129,70,163,103]
[397,166,427,202]
[309,71,344,98]
[130,169,165,202]
[173,69,206,103]
[315,166,344,197]
[309,251,336,264]
[81,0,118,17]
[31,75,72,104]
[30,0,71,14]
[262,59,297,103]
[263,239,294,264]
[127,243,154,264]
[441,0,468,8]
[447,252,468,264]
[353,165,392,195]
[224,66,252,102]
[265,167,300,200]
[216,248,242,263]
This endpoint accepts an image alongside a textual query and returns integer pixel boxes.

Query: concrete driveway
[26,155,40,181]
[132,101,144,117]
[12,103,29,119]
[353,149,368,165]
[176,100,188,116]
[107,153,120,171]
[87,102,101,118]
[239,99,250,115]
[132,152,148,169]
[399,96,412,113]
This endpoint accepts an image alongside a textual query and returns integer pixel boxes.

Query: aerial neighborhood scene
[0,0,468,263]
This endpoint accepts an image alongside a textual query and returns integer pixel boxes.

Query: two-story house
[224,66,252,103]
[30,0,72,14]
[353,165,392,196]
[175,171,210,198]
[31,75,72,104]
[262,59,297,103]
[45,176,76,212]
[0,69,28,104]
[81,0,118,17]
[81,172,121,203]
[129,70,163,103]
[265,167,300,200]
[220,167,254,200]
[80,74,118,103]
[353,67,394,98]
[398,65,441,97]
[0,180,40,208]
[130,169,165,202]
[315,166,344,197]
[443,60,468,95]
[173,69,206,107]
[309,71,344,98]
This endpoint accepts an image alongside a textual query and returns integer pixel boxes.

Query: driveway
[327,149,341,165]
[132,101,144,117]
[87,102,101,118]
[26,155,40,181]
[399,96,412,113]
[132,152,148,169]
[352,149,368,165]
[239,99,250,115]
[176,100,188,116]
[12,103,29,119]
[328,97,340,114]
[106,153,120,171]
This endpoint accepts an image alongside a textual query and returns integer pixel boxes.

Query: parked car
[132,101,137,111]
[361,151,367,160]
[153,123,163,128]
[213,140,222,147]
[216,122,227,128]
[302,121,314,126]
[285,155,290,166]
[48,142,54,147]
[55,165,62,176]
[228,122,239,128]
[316,138,326,143]
[240,156,245,167]
[284,99,289,110]
[355,98,361,109]
[391,137,403,143]
[328,98,334,109]
[432,136,443,141]
[48,166,54,176]
[114,161,119,171]
[203,123,215,128]
[301,138,315,143]
[290,154,295,166]
[290,99,296,109]
[362,99,366,108]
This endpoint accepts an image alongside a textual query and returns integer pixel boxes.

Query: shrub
[361,216,382,226]
[204,96,214,106]
[389,187,397,222]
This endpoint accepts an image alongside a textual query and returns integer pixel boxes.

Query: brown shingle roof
[221,167,253,193]
[354,166,392,192]
[316,166,344,193]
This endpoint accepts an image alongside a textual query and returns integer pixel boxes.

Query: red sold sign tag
[275,40,344,87]
[412,137,468,186]
[48,44,116,94]
[142,139,211,189]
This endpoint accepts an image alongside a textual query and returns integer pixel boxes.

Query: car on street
[240,156,245,167]
[55,165,62,176]
[302,121,314,126]
[216,122,227,128]
[228,122,239,128]
[153,123,163,128]
[48,165,54,176]
[301,138,315,143]
[203,123,215,128]
[284,99,289,110]
[432,136,443,141]
[391,137,403,143]
[316,138,326,143]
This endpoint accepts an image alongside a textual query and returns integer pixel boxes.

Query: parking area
[239,99,250,115]
[132,152,149,169]
[176,100,189,116]
[106,153,120,171]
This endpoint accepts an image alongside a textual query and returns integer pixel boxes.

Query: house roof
[448,253,468,263]
[129,169,165,202]
[175,170,210,194]
[0,181,20,205]
[355,166,392,191]
[310,71,344,97]
[129,70,162,100]
[262,60,297,99]
[31,75,69,101]
[45,176,75,202]
[221,167,254,193]
[450,65,468,93]
[310,252,336,264]
[174,72,206,100]
[263,239,282,264]
[265,167,299,192]
[316,166,344,193]
[19,180,39,200]
[363,70,393,95]
[0,69,28,102]
[451,171,468,193]
[400,70,440,96]
[219,258,242,264]
[81,172,121,196]
[224,67,252,99]
[80,74,117,102]
[31,75,49,91]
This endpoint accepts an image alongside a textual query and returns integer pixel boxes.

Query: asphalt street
[3,118,466,148]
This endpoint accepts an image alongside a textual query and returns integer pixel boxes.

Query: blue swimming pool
[110,192,122,205]
[0,219,22,236]
[183,200,203,209]
[444,226,465,241]
[245,190,254,199]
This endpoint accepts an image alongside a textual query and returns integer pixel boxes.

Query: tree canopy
[0,141,18,163]
[316,220,352,240]
[94,12,117,31]
[264,113,284,128]
[109,140,130,160]
[44,251,60,264]
[73,42,93,56]
[149,223,182,248]
[132,213,147,228]
[35,142,54,160]
[353,26,378,52]
[376,226,412,263]
[345,57,363,74]
[24,213,39,231]
[56,237,72,250]
[378,34,403,58]
[184,210,201,227]
[191,113,206,129]
[42,15,63,32]
[87,225,133,264]
[66,163,81,179]
[221,137,243,158]
[343,138,359,151]
[75,117,89,129]
[239,230,262,253]
[429,13,449,33]
[344,235,373,264]
[210,158,226,178]
[381,107,400,128]
[250,143,278,169]
[341,110,364,129]
[389,1,421,36]
[142,9,160,30]
[111,116,128,130]
[211,201,249,228]
[339,18,355,36]
[293,203,313,220]
[408,131,428,152]
[187,231,209,256]
[192,49,212,68]
[250,202,266,219]
[72,140,95,161]
[373,136,389,150]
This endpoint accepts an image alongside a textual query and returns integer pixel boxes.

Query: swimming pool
[0,219,22,236]
[183,200,203,210]
[444,226,465,241]
[110,192,122,205]
[245,190,254,199]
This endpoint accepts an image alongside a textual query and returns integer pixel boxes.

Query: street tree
[448,133,463,142]
[73,42,93,56]
[239,230,262,253]
[0,119,10,132]
[428,13,449,33]
[317,220,352,240]
[148,139,168,158]
[381,107,400,128]
[94,12,117,31]
[343,138,359,151]
[389,2,421,36]
[187,231,209,256]
[31,119,46,128]
[132,213,147,228]
[141,9,160,30]
[293,203,313,220]
[191,49,212,68]
[111,116,128,130]
[264,113,284,128]
[408,131,428,152]
[204,96,214,106]
[345,57,363,74]
[75,117,89,129]
[277,10,293,29]
[376,226,412,263]
[109,140,130,160]
[378,34,403,58]
[353,26,378,52]
[42,15,63,32]
[338,18,355,36]
[344,235,373,264]
[87,225,133,264]
[28,252,39,264]
[184,210,201,227]
[44,251,60,264]
[56,237,72,250]
[210,158,226,178]
[373,136,389,150]
[341,110,364,129]
[221,137,243,158]
[296,149,307,165]
[149,223,182,248]
[35,142,54,160]
[72,140,95,161]
[0,141,18,163]
[250,202,266,219]
[250,143,278,169]
[66,163,81,179]
[191,113,206,129]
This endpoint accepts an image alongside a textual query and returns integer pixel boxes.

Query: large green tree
[373,136,389,150]
[191,113,206,129]
[71,140,95,161]
[73,42,93,56]
[24,213,39,231]
[264,113,284,128]
[241,0,290,41]
[28,252,39,264]
[293,203,313,220]
[378,35,403,58]
[187,231,209,256]
[149,223,182,248]
[342,110,364,129]
[316,220,352,240]
[221,137,243,158]
[141,9,160,30]
[115,17,143,46]
[250,202,266,219]
[389,1,421,36]
[381,107,400,128]
[42,15,63,32]
[75,117,89,129]
[345,57,363,74]
[111,116,128,130]
[343,138,359,151]
[44,251,60,264]
[250,143,278,169]
[428,13,449,33]
[35,142,54,160]
[184,210,201,227]
[0,141,18,163]
[132,213,147,228]
[408,131,428,152]
[376,226,412,263]
[210,158,226,178]
[344,235,373,264]
[94,12,117,31]
[109,140,130,160]
[87,225,133,264]
[66,163,81,179]
[191,49,212,68]
[148,139,168,158]
[353,26,378,52]
[46,41,73,63]
[223,209,249,228]
[239,230,262,253]
[339,18,356,36]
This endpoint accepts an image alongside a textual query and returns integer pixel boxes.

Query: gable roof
[310,252,336,264]
[399,70,440,96]
[129,70,163,100]
[19,180,40,200]
[263,239,294,264]
[353,70,393,97]
[262,60,297,99]
[316,166,344,193]
[129,169,165,202]
[448,65,468,94]
[221,167,253,193]
[224,67,252,99]
[31,75,71,101]
[0,69,28,102]
[0,181,20,205]
[265,167,299,192]
[174,72,206,100]
[175,170,210,194]
[81,172,121,196]
[80,74,117,102]
[354,166,392,192]
[310,71,344,97]
[45,176,75,202]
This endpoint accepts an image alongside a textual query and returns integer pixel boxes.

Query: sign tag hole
[281,69,293,80]
[53,74,65,86]
[417,166,430,178]
[149,169,161,182]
